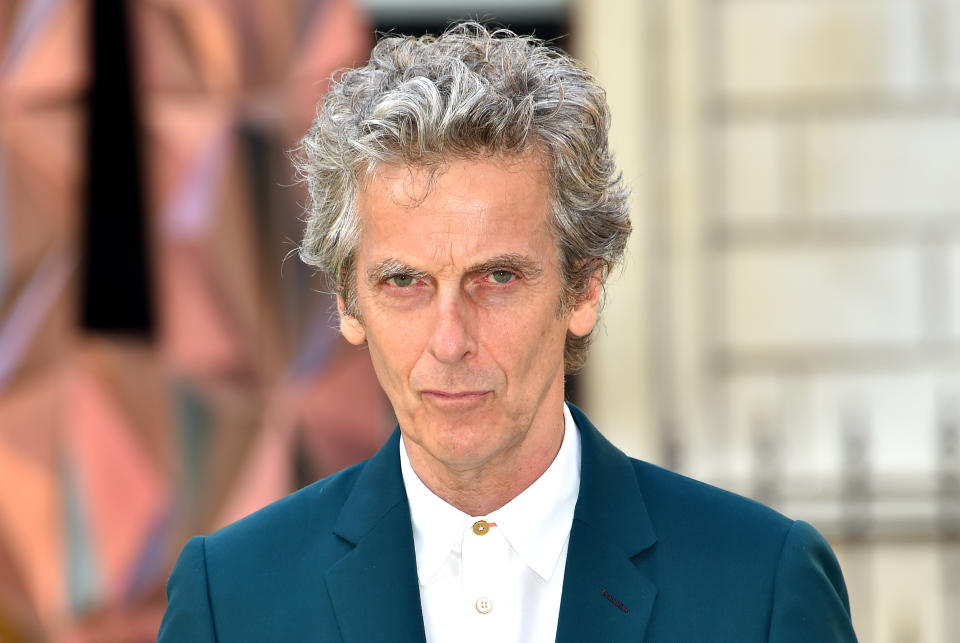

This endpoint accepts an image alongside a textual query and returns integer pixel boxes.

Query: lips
[420,390,492,408]
[420,390,490,400]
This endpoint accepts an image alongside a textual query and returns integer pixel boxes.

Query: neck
[404,403,566,516]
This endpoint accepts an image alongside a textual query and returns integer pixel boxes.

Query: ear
[337,295,366,345]
[567,270,602,337]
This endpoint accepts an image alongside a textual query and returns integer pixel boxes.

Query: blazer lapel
[555,406,659,643]
[325,430,427,643]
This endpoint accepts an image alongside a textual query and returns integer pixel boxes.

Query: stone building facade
[578,2,960,641]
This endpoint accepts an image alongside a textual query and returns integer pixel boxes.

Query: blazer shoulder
[158,536,218,643]
[205,459,367,554]
[767,520,857,641]
[630,457,794,537]
[572,404,794,553]
[161,459,382,642]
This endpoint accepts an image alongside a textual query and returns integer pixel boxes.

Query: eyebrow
[466,253,543,280]
[365,259,430,287]
[365,253,543,286]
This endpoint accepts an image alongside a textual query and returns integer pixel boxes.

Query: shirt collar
[399,434,471,585]
[399,403,582,585]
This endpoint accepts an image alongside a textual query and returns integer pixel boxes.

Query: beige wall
[574,1,960,641]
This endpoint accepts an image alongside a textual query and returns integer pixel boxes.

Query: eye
[388,274,416,287]
[488,270,515,284]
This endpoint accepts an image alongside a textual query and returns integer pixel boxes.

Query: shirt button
[472,520,490,535]
[475,597,493,614]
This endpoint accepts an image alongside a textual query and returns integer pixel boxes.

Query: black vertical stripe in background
[81,0,154,336]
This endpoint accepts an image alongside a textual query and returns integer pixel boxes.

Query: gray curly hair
[296,22,630,372]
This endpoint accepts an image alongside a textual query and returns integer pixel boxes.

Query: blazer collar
[324,406,659,643]
[555,404,658,643]
[325,429,427,643]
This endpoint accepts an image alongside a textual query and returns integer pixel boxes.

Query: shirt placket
[461,517,507,641]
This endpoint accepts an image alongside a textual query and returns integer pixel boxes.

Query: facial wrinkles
[411,296,556,411]
[407,283,502,395]
[426,191,490,267]
[410,363,504,396]
[360,156,561,401]
[428,248,555,400]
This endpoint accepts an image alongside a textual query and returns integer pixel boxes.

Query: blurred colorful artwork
[0,1,383,640]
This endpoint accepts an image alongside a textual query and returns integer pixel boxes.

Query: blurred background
[0,0,957,640]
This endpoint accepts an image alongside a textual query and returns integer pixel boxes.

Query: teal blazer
[158,406,857,642]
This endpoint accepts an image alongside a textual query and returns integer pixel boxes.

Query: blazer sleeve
[157,536,219,643]
[767,520,858,642]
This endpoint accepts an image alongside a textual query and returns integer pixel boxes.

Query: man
[159,23,857,642]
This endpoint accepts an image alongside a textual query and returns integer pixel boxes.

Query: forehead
[354,154,556,267]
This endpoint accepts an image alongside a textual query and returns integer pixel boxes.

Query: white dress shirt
[399,404,582,643]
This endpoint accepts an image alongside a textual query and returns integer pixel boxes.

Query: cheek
[364,319,425,394]
[480,307,566,370]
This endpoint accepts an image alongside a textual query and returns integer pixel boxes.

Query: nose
[427,291,477,364]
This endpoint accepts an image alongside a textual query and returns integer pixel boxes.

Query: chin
[424,424,504,464]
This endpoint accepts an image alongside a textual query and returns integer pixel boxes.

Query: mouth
[420,390,491,405]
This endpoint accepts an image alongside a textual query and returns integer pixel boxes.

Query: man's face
[339,154,599,478]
